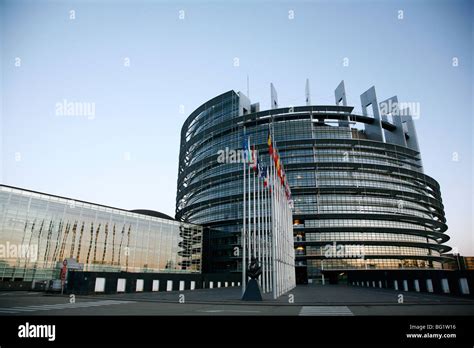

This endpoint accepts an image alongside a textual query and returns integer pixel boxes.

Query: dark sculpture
[247,257,262,279]
[241,257,263,301]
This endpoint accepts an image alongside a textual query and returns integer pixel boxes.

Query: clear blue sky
[1,0,472,254]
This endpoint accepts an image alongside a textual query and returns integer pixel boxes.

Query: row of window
[304,245,439,257]
[306,259,442,273]
[303,232,436,244]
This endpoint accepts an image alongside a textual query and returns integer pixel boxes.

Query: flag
[242,134,249,163]
[258,162,265,179]
[250,145,257,171]
[267,132,273,155]
[263,167,269,188]
[247,138,253,163]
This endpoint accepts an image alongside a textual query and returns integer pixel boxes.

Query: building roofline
[0,184,175,221]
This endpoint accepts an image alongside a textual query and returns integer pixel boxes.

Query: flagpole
[267,184,272,292]
[286,189,289,292]
[275,170,278,299]
[265,179,269,293]
[265,186,268,293]
[284,197,286,295]
[271,146,277,299]
[242,130,247,296]
[275,177,281,297]
[289,203,292,290]
[262,182,267,293]
[286,178,291,291]
[277,177,281,297]
[260,166,263,283]
[253,167,256,260]
[257,165,261,287]
[267,183,271,292]
[247,139,251,266]
[284,184,286,293]
[281,184,284,295]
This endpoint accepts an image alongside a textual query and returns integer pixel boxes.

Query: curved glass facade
[0,185,202,281]
[176,90,450,277]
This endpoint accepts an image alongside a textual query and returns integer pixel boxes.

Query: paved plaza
[0,284,473,316]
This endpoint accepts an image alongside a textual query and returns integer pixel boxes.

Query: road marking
[0,300,135,314]
[198,309,261,313]
[299,306,354,316]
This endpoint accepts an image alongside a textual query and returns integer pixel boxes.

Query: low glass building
[0,185,202,282]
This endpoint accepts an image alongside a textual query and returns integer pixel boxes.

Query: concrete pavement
[0,284,473,316]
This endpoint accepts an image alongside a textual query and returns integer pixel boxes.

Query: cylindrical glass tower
[176,89,450,279]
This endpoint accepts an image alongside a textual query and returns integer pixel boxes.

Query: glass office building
[176,85,451,280]
[0,185,202,282]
